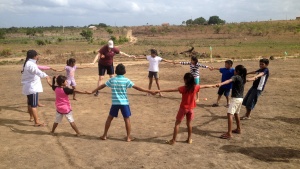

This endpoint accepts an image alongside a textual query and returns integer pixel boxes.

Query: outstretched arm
[209,67,220,71]
[247,72,265,82]
[162,59,173,64]
[74,89,92,94]
[134,55,147,59]
[132,85,155,95]
[159,88,179,93]
[217,79,233,87]
[247,71,257,75]
[200,84,217,88]
[119,51,135,58]
[91,84,107,93]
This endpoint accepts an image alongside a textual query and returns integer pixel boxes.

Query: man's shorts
[227,98,243,115]
[176,108,195,121]
[54,111,75,123]
[218,87,231,97]
[194,77,200,85]
[67,79,76,87]
[98,63,114,76]
[148,71,159,79]
[109,105,131,118]
[242,87,262,110]
[27,93,38,108]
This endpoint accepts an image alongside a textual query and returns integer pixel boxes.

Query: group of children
[21,46,269,144]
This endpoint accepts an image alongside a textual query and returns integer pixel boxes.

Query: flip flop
[220,133,232,139]
[212,103,219,107]
[232,129,241,134]
[165,139,175,145]
[241,116,251,120]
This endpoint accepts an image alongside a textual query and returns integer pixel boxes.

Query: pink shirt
[65,66,77,80]
[53,86,74,114]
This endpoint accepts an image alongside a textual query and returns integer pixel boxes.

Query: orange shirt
[179,85,200,109]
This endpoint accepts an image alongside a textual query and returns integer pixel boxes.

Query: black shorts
[27,93,38,108]
[98,63,114,76]
[217,87,231,97]
[148,71,159,79]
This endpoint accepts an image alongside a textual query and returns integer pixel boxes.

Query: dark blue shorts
[217,87,231,97]
[27,93,38,108]
[109,105,131,118]
[98,63,114,76]
[242,87,262,110]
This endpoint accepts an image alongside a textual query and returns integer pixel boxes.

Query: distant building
[296,17,300,20]
[88,26,97,30]
[161,23,170,26]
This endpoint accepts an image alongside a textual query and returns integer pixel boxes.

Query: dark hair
[21,50,38,73]
[52,75,67,87]
[259,58,269,65]
[184,73,196,93]
[66,58,76,66]
[150,49,158,55]
[115,63,126,75]
[235,65,247,84]
[191,56,198,64]
[225,60,233,65]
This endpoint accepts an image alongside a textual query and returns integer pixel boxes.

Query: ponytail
[184,73,196,93]
[21,56,30,74]
[235,65,247,84]
[21,50,38,74]
[52,76,56,87]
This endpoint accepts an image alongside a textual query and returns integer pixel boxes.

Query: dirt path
[0,59,300,168]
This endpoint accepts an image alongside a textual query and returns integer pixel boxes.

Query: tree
[208,16,225,25]
[26,28,37,37]
[98,23,108,27]
[80,29,93,41]
[106,28,113,34]
[186,19,193,25]
[193,17,206,25]
[182,21,186,25]
[150,27,156,36]
[0,29,6,39]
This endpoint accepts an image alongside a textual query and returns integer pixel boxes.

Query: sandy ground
[0,58,300,169]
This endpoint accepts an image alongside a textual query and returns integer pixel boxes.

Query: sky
[0,0,299,28]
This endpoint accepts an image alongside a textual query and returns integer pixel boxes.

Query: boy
[241,58,270,120]
[91,64,154,142]
[211,60,234,107]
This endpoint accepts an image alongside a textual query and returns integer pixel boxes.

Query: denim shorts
[242,87,262,110]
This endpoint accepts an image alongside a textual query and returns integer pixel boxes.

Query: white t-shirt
[146,55,163,72]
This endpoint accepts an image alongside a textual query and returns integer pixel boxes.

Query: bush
[0,30,6,39]
[0,49,12,56]
[36,40,46,46]
[80,29,93,41]
[57,37,63,42]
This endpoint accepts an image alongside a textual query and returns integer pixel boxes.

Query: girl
[135,49,173,96]
[21,50,51,126]
[56,58,90,100]
[217,65,247,139]
[157,73,215,145]
[174,56,211,102]
[50,75,90,136]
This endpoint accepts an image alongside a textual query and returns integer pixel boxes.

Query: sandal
[232,129,241,134]
[220,133,232,139]
[241,116,251,120]
[165,139,175,145]
[212,103,219,107]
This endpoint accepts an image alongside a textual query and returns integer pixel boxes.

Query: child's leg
[124,117,132,142]
[155,78,163,96]
[196,91,199,102]
[216,95,222,104]
[234,113,241,133]
[31,107,43,126]
[72,86,76,100]
[225,96,229,106]
[170,120,181,144]
[148,77,153,90]
[100,115,114,140]
[186,119,192,143]
[245,108,252,118]
[227,113,233,136]
[28,104,34,121]
[51,123,58,133]
[70,122,81,136]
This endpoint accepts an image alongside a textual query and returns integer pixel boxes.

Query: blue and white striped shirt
[105,75,134,105]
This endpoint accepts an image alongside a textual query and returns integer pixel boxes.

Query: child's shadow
[0,104,27,114]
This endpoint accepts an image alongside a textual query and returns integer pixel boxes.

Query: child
[217,65,247,139]
[174,56,211,102]
[49,75,90,136]
[156,73,215,145]
[21,50,51,126]
[241,58,270,120]
[91,64,154,142]
[210,60,235,107]
[56,58,90,100]
[135,49,173,96]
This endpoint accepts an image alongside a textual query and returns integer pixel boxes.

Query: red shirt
[179,85,200,109]
[98,45,120,66]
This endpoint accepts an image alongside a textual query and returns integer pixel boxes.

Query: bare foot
[166,139,175,145]
[100,136,107,140]
[75,133,84,137]
[126,137,136,142]
[50,132,57,136]
[73,98,77,101]
[186,139,193,144]
[29,118,34,122]
[34,123,46,127]
[159,92,163,97]
[38,103,45,107]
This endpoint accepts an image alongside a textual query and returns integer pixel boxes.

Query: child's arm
[91,84,107,94]
[76,65,92,69]
[217,79,233,87]
[46,76,52,87]
[162,59,173,64]
[91,53,100,64]
[200,84,217,88]
[74,89,91,94]
[132,85,156,95]
[247,71,257,75]
[119,51,135,58]
[247,72,265,82]
[209,67,220,71]
[158,88,179,93]
[134,55,147,59]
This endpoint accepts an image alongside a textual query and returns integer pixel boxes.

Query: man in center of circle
[91,40,135,96]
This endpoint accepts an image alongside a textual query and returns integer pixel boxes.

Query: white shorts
[227,98,243,115]
[54,111,75,123]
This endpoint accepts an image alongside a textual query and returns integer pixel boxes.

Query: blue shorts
[194,77,200,85]
[98,63,114,76]
[218,87,231,97]
[27,93,38,108]
[109,105,131,118]
[242,87,262,110]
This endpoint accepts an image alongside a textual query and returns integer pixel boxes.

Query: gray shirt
[231,75,244,98]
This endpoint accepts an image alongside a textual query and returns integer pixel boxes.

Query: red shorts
[176,108,194,121]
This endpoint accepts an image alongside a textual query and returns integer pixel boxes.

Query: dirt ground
[0,58,299,169]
